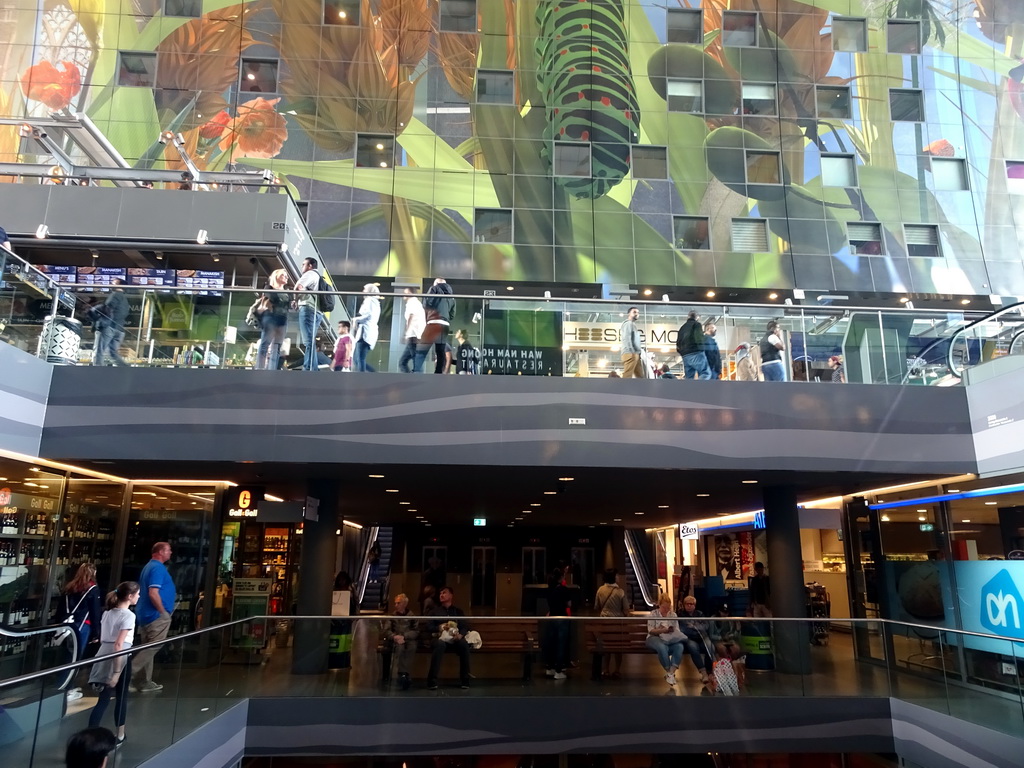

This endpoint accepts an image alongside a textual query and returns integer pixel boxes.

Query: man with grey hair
[619,307,644,378]
[383,593,419,690]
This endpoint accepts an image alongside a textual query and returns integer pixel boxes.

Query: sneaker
[136,681,163,693]
[545,668,556,677]
[664,672,677,686]
[427,681,438,690]
[553,672,567,680]
[66,689,83,702]
[460,682,470,689]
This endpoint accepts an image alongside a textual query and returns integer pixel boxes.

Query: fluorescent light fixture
[426,106,471,114]
[385,489,399,493]
[342,520,363,529]
[369,474,384,478]
[742,480,758,484]
[870,482,1024,511]
[196,229,209,245]
[35,224,49,238]
[265,494,284,502]
[558,477,575,481]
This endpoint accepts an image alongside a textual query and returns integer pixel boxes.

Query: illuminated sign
[473,518,486,526]
[0,487,10,506]
[562,321,682,349]
[227,486,265,519]
[680,523,699,540]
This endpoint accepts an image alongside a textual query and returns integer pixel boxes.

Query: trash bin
[37,315,82,365]
[741,621,775,671]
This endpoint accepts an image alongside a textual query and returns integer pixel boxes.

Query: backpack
[317,275,336,313]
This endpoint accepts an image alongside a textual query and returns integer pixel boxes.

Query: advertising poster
[37,265,77,283]
[127,268,176,288]
[482,308,562,375]
[230,577,271,650]
[711,533,744,584]
[954,561,1024,655]
[176,270,224,296]
[76,266,126,291]
[882,559,955,643]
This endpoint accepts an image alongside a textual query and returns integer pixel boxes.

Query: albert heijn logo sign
[980,569,1024,640]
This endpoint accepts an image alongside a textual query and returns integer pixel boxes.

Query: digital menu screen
[176,269,224,296]
[76,266,126,291]
[127,268,177,287]
[36,265,77,283]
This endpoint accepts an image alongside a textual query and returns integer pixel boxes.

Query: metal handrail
[0,621,79,691]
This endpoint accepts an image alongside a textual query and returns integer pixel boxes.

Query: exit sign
[473,518,486,526]
[919,523,934,532]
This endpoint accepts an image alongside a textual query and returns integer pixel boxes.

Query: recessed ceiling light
[962,519,971,523]
[742,480,758,484]
[643,289,652,296]
[658,505,669,509]
[558,477,575,481]
[408,509,417,512]
[716,512,729,516]
[531,503,541,507]
[508,524,514,527]
[634,511,644,515]
[984,501,997,506]
[917,508,928,513]
[946,490,960,493]
[369,474,384,478]
[706,290,716,298]
[918,515,927,521]
[960,299,970,305]
[769,292,778,300]
[399,501,410,505]
[424,523,431,527]
[881,514,890,522]
[600,522,608,525]
[516,517,523,521]
[613,518,622,522]
[696,493,710,497]
[415,515,424,519]
[386,489,399,493]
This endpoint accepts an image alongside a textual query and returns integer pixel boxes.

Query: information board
[230,577,272,650]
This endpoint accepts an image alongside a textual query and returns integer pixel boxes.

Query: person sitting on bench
[426,586,471,690]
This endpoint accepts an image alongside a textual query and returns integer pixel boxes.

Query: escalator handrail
[0,621,79,691]
[355,525,380,606]
[623,531,657,609]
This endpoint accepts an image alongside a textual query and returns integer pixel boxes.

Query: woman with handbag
[414,279,455,373]
[61,562,102,662]
[87,581,141,746]
[254,269,291,370]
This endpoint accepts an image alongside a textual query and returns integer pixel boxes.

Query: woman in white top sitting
[646,593,686,686]
[88,581,140,744]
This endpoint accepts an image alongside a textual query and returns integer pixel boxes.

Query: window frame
[476,69,515,105]
[355,133,397,169]
[439,0,477,34]
[673,215,712,250]
[848,222,884,255]
[323,0,360,26]
[820,153,858,188]
[887,19,922,55]
[722,10,760,48]
[930,157,969,191]
[116,51,158,88]
[632,145,668,180]
[666,8,703,45]
[162,0,202,18]
[745,150,783,186]
[553,142,592,178]
[666,78,703,114]
[815,85,852,119]
[889,88,924,122]
[904,223,941,257]
[741,83,777,116]
[239,57,280,95]
[832,17,868,53]
[730,218,770,252]
[474,208,513,244]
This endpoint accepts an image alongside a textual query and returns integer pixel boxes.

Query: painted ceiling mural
[1,0,1023,294]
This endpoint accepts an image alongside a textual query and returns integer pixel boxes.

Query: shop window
[731,219,769,252]
[722,11,758,47]
[632,145,668,179]
[741,83,776,116]
[887,20,922,54]
[477,70,514,104]
[931,158,968,191]
[440,0,477,33]
[356,134,396,168]
[889,89,924,122]
[816,85,851,119]
[746,150,781,185]
[117,52,156,88]
[163,0,201,17]
[832,17,867,52]
[474,208,512,243]
[667,9,703,44]
[905,224,941,257]
[240,59,278,94]
[821,154,857,187]
[674,215,711,250]
[553,143,591,178]
[323,0,360,25]
[667,79,702,113]
[848,222,883,255]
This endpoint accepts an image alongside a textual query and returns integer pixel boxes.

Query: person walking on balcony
[455,329,480,374]
[426,586,471,689]
[87,581,140,745]
[703,321,722,380]
[676,310,710,380]
[255,269,291,371]
[619,307,645,378]
[293,257,322,371]
[399,288,426,373]
[93,280,130,367]
[131,542,175,693]
[383,593,418,690]
[60,562,102,663]
[352,284,381,372]
[332,321,353,371]
[646,594,686,686]
[734,343,757,381]
[828,355,845,383]
[415,278,456,373]
[594,568,629,678]
[759,321,786,382]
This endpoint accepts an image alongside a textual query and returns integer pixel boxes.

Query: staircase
[359,526,393,612]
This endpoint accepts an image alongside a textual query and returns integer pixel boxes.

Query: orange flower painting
[199,110,231,140]
[20,61,82,111]
[219,97,288,159]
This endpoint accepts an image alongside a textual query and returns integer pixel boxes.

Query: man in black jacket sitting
[426,586,471,690]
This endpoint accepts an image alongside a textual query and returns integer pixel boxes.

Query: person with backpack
[92,279,130,367]
[676,310,711,379]
[352,284,381,372]
[293,257,323,371]
[60,562,102,664]
[414,278,456,374]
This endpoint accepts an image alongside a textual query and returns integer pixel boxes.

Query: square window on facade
[1006,160,1024,182]
[356,134,396,168]
[667,79,702,113]
[633,146,668,179]
[722,11,758,47]
[674,215,711,250]
[848,222,883,255]
[821,154,856,187]
[323,0,360,25]
[553,143,591,177]
[931,158,968,191]
[816,86,851,119]
[474,208,512,243]
[240,59,278,94]
[832,17,867,52]
[667,9,703,44]
[887,20,921,54]
[905,224,940,257]
[477,70,514,104]
[117,52,156,87]
[163,0,201,16]
[742,83,776,116]
[440,0,477,33]
[889,89,923,121]
[746,151,781,185]
[731,218,769,252]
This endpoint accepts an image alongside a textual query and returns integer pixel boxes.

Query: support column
[763,485,811,675]
[292,478,341,675]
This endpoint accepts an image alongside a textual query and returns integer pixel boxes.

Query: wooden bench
[583,618,652,680]
[378,618,539,682]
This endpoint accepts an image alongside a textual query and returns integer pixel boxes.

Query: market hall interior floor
[9,627,1024,768]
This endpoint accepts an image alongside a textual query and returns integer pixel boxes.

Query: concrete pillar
[292,478,341,675]
[763,485,812,675]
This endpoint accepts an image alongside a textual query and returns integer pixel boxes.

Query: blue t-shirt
[137,558,176,625]
[0,226,8,248]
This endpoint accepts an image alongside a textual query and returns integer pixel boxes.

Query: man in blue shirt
[132,542,175,693]
[0,225,11,253]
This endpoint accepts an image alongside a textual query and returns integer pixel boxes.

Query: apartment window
[832,17,867,52]
[741,83,776,116]
[553,143,591,178]
[163,0,201,16]
[474,208,512,244]
[356,134,396,168]
[1007,160,1024,181]
[632,146,668,179]
[674,216,711,250]
[887,20,922,54]
[931,158,968,191]
[440,0,477,33]
[323,0,360,25]
[889,89,924,122]
[667,9,703,44]
[240,59,278,94]
[816,86,851,119]
[667,79,702,113]
[821,154,857,187]
[731,219,769,251]
[905,224,941,257]
[848,222,883,255]
[117,52,156,87]
[477,70,514,104]
[722,11,758,47]
[746,151,782,185]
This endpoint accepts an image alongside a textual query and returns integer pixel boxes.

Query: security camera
[249,257,258,265]
[37,131,47,140]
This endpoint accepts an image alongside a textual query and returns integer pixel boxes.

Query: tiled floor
[6,624,1023,768]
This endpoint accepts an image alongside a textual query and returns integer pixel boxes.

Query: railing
[0,614,1020,767]
[938,300,1024,380]
[0,620,79,691]
[0,275,994,383]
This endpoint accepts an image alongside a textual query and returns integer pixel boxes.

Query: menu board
[176,269,224,296]
[36,265,77,283]
[76,266,126,291]
[127,267,176,287]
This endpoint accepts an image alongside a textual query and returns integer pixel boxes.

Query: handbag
[713,657,740,696]
[246,295,272,328]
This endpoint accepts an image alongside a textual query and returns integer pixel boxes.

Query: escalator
[357,526,393,613]
[624,529,658,610]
